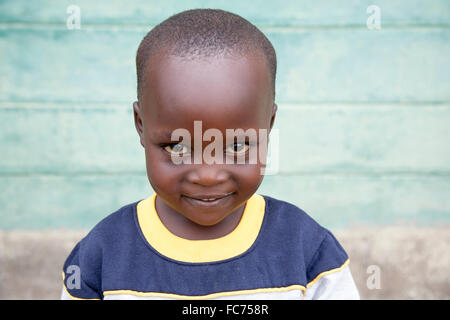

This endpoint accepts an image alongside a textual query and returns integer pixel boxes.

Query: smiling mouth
[182,192,235,206]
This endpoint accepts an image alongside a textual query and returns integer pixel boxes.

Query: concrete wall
[0,0,449,299]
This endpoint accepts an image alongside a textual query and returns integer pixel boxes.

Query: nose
[185,164,230,187]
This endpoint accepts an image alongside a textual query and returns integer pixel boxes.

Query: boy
[61,9,359,300]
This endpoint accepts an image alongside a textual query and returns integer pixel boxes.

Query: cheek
[233,164,264,193]
[144,148,181,193]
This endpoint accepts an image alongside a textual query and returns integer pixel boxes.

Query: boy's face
[134,52,276,227]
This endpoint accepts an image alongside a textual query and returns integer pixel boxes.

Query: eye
[163,143,189,155]
[226,142,250,154]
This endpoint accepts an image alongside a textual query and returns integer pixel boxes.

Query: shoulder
[261,194,330,246]
[260,195,349,283]
[62,200,140,299]
[83,200,140,245]
[262,195,323,231]
[68,200,139,258]
[64,200,140,253]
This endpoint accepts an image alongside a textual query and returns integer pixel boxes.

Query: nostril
[185,166,229,186]
[192,175,225,187]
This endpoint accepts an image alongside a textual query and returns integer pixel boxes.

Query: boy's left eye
[226,142,250,154]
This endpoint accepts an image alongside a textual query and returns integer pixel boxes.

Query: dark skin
[133,51,277,240]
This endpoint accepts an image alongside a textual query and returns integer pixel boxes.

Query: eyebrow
[153,129,194,143]
[151,130,175,140]
[152,129,258,140]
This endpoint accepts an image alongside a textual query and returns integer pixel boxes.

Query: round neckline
[136,193,266,263]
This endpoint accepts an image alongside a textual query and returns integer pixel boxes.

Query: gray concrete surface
[0,226,449,299]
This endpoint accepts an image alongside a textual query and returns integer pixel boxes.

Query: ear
[133,101,145,148]
[269,103,277,132]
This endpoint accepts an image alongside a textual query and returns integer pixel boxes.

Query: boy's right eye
[163,143,189,155]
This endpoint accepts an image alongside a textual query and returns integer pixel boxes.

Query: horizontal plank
[274,104,450,173]
[258,175,450,228]
[1,104,449,174]
[0,107,144,174]
[1,0,449,27]
[0,174,150,230]
[1,28,449,103]
[272,28,450,103]
[0,174,448,229]
[0,28,142,103]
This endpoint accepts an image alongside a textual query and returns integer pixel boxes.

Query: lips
[187,192,233,201]
[182,192,234,206]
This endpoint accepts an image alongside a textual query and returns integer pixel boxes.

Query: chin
[187,211,229,227]
[195,216,226,227]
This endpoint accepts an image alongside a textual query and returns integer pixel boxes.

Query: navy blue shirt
[62,194,354,300]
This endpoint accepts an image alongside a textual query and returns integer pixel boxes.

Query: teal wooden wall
[1,1,449,229]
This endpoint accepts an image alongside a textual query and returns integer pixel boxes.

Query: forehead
[141,52,272,135]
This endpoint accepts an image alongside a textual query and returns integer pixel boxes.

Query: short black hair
[136,8,277,101]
